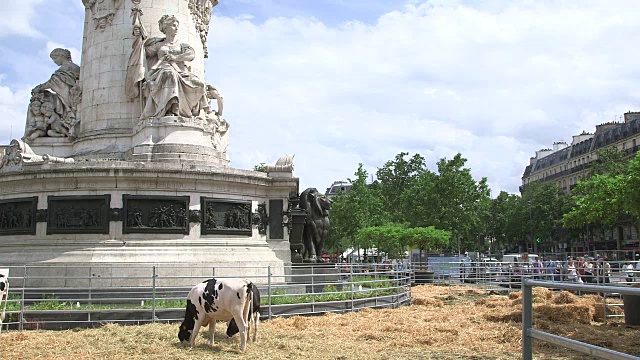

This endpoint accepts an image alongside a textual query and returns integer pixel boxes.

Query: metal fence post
[267,265,272,320]
[88,267,92,323]
[350,264,354,311]
[374,263,378,308]
[20,265,26,331]
[522,279,533,360]
[152,266,156,323]
[311,265,315,313]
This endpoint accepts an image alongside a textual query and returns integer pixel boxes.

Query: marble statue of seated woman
[135,15,209,119]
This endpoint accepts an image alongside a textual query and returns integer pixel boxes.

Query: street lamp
[528,201,534,253]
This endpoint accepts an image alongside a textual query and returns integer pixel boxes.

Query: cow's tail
[1,281,8,322]
[244,282,253,337]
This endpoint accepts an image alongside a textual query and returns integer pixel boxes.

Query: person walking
[624,261,635,283]
[544,256,556,281]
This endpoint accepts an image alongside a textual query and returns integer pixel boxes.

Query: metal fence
[521,279,640,360]
[410,259,640,291]
[0,263,412,331]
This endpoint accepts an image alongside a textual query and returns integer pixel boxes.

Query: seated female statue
[138,15,208,119]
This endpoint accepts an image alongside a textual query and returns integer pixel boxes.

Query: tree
[522,181,572,252]
[563,149,633,249]
[432,153,490,253]
[406,226,451,263]
[355,224,408,260]
[376,152,426,223]
[327,164,389,259]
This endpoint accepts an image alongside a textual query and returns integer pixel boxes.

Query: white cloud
[0,0,44,38]
[0,76,32,144]
[203,0,640,194]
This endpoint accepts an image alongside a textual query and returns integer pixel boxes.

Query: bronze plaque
[47,195,110,234]
[123,195,190,234]
[0,197,37,235]
[201,198,252,236]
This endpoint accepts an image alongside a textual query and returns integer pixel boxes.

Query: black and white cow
[226,284,260,342]
[178,278,254,351]
[0,273,8,334]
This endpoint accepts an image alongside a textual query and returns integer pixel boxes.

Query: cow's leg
[252,312,260,342]
[189,318,203,346]
[209,320,216,346]
[232,313,248,351]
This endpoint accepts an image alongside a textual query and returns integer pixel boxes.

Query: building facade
[520,112,640,254]
[325,180,352,198]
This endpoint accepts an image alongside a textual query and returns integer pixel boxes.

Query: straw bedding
[0,284,637,360]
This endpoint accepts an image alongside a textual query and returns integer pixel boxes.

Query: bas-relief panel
[47,195,110,234]
[0,197,37,236]
[123,195,190,234]
[200,198,252,236]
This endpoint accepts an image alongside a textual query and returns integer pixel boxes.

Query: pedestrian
[544,256,556,281]
[533,258,543,280]
[624,261,635,283]
[602,257,611,284]
[566,260,582,283]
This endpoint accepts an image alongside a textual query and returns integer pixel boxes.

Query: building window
[634,139,637,148]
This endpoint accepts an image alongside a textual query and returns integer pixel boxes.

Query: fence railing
[0,263,411,331]
[521,279,640,360]
[409,259,640,290]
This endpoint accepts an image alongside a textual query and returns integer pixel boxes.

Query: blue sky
[3,0,640,195]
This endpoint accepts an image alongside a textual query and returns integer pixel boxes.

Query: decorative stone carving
[254,203,268,235]
[299,188,333,263]
[203,85,230,153]
[0,140,44,170]
[42,154,75,164]
[189,209,202,223]
[109,208,123,222]
[201,198,252,235]
[27,48,81,142]
[123,195,190,234]
[36,209,48,223]
[0,197,37,236]
[126,15,209,120]
[266,154,295,173]
[47,195,111,235]
[188,0,219,58]
[83,0,123,30]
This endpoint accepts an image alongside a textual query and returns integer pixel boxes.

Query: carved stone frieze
[123,195,190,234]
[83,0,123,30]
[201,198,251,235]
[47,195,111,234]
[187,0,219,58]
[0,197,37,236]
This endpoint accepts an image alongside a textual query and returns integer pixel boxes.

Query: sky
[2,0,640,195]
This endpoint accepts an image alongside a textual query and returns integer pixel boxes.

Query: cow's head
[178,299,198,344]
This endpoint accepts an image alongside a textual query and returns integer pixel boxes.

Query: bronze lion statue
[299,187,332,262]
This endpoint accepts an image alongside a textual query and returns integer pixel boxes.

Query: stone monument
[0,0,298,286]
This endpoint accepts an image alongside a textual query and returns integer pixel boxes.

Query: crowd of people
[537,255,639,284]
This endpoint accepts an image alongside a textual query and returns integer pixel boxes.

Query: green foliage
[327,164,389,255]
[253,163,267,172]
